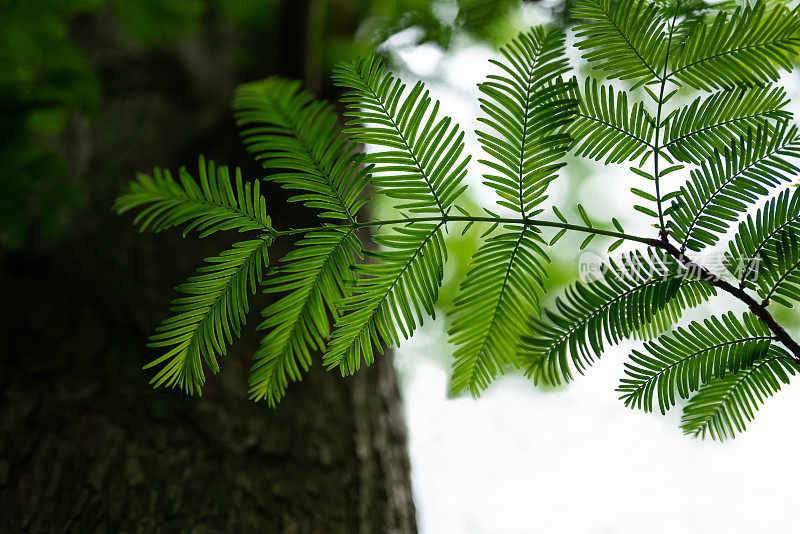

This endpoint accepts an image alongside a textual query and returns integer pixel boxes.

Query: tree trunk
[0,4,416,532]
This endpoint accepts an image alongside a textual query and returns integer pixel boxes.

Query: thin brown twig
[648,237,800,361]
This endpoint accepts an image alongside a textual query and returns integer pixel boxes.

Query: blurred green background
[0,0,558,249]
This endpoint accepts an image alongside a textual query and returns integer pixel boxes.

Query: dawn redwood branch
[650,237,800,361]
[273,215,652,244]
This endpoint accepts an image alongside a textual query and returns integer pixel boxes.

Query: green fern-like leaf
[727,186,800,285]
[666,122,800,251]
[324,223,446,374]
[332,55,469,215]
[572,0,667,87]
[662,86,791,165]
[146,238,271,395]
[681,346,799,440]
[756,228,800,308]
[449,227,549,396]
[665,0,739,54]
[250,229,361,406]
[520,249,716,386]
[567,77,655,164]
[115,13,800,440]
[669,0,800,90]
[116,158,273,395]
[476,26,576,215]
[115,156,271,236]
[446,26,578,396]
[618,312,772,414]
[234,77,370,222]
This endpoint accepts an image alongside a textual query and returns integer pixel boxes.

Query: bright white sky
[382,12,800,534]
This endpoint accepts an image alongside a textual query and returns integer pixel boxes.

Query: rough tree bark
[0,3,416,532]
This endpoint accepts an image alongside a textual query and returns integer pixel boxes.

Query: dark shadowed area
[0,2,418,531]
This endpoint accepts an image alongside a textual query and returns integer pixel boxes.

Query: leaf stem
[637,0,800,361]
[273,215,652,244]
[651,238,800,361]
[650,2,680,238]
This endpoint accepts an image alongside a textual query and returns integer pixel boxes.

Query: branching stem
[271,0,800,372]
[650,238,800,361]
[273,215,652,244]
[652,83,667,235]
[273,210,800,361]
[650,1,680,238]
[635,0,800,360]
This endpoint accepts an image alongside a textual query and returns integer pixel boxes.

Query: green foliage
[146,237,270,394]
[563,0,800,437]
[116,157,273,393]
[662,86,791,165]
[670,0,800,90]
[235,77,370,222]
[119,0,800,440]
[755,229,800,308]
[680,346,800,439]
[363,0,526,49]
[325,223,447,374]
[3,0,506,248]
[233,77,369,404]
[333,55,470,215]
[727,187,800,285]
[447,26,573,396]
[114,156,271,236]
[114,0,205,43]
[567,78,655,164]
[618,312,772,414]
[253,229,361,406]
[520,250,715,386]
[0,0,241,247]
[321,55,473,375]
[449,227,548,395]
[572,0,666,87]
[666,122,800,251]
[475,26,575,215]
[0,0,100,246]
